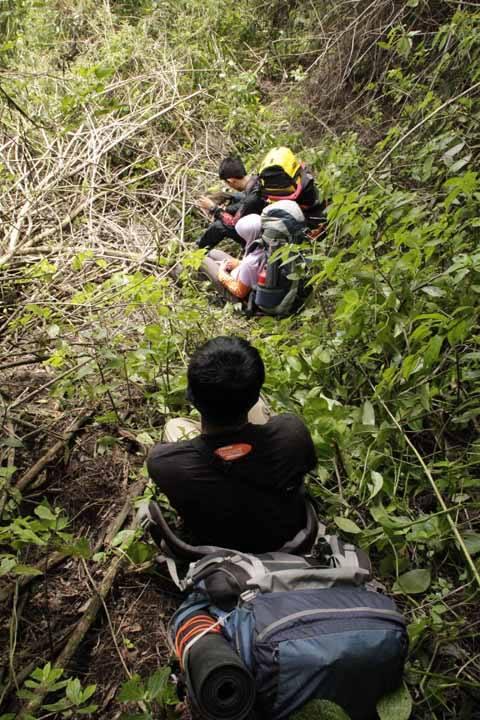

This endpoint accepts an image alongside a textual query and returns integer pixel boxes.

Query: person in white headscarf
[200,214,264,301]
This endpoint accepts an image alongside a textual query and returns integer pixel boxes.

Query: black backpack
[258,147,303,198]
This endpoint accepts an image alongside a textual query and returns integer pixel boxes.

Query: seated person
[147,336,317,553]
[196,157,266,250]
[200,214,263,303]
[259,148,327,231]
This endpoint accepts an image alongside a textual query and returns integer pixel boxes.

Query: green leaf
[57,537,91,559]
[118,676,145,703]
[368,471,384,500]
[396,35,412,58]
[442,141,465,164]
[291,699,351,720]
[362,400,375,426]
[14,564,43,577]
[0,557,17,576]
[462,532,480,556]
[287,356,302,373]
[43,699,70,712]
[66,678,82,705]
[111,529,136,548]
[0,436,23,448]
[377,683,413,720]
[447,319,470,345]
[16,689,37,700]
[420,285,445,297]
[449,156,472,174]
[0,464,17,478]
[401,354,422,380]
[47,323,60,339]
[135,432,155,446]
[34,505,57,521]
[334,517,362,534]
[424,334,443,367]
[393,569,431,595]
[146,667,170,701]
[80,684,97,702]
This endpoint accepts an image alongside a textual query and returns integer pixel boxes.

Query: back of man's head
[219,156,246,181]
[187,336,265,426]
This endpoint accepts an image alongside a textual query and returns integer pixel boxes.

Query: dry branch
[14,409,93,493]
[8,361,91,412]
[0,89,204,266]
[0,477,147,607]
[15,480,148,718]
[17,548,126,719]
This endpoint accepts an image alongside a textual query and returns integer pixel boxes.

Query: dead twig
[0,478,147,603]
[16,503,146,719]
[14,409,94,493]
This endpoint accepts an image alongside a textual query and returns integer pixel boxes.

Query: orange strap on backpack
[175,613,222,668]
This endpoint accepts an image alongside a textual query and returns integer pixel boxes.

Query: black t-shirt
[215,176,267,226]
[147,414,316,553]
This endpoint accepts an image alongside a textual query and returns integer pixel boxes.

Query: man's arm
[198,180,265,229]
[271,413,317,482]
[147,444,181,502]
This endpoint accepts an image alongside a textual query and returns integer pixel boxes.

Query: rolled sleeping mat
[176,614,256,720]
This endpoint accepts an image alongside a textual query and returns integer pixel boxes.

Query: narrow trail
[1,2,480,718]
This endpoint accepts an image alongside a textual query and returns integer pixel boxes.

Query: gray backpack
[180,536,372,609]
[172,540,407,720]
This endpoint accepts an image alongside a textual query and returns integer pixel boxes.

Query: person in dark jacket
[196,157,266,250]
[147,336,317,553]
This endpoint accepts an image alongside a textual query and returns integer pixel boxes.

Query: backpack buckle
[240,589,257,603]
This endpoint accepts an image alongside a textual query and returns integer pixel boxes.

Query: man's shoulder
[147,439,198,476]
[245,174,261,193]
[267,412,309,432]
[264,413,314,453]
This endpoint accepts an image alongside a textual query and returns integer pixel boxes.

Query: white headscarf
[235,214,262,253]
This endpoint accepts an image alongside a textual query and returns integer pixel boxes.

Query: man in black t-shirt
[147,336,316,553]
[195,157,266,250]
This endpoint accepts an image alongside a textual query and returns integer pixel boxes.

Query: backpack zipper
[256,606,405,643]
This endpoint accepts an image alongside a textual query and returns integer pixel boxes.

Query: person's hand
[197,196,216,212]
[219,260,231,273]
[136,500,153,530]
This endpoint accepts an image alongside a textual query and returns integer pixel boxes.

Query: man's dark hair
[218,156,247,180]
[187,336,265,425]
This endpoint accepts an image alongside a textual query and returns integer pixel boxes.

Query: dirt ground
[0,363,184,718]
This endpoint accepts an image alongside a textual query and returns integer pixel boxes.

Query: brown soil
[0,383,181,719]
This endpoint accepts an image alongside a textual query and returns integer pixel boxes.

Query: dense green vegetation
[0,0,479,718]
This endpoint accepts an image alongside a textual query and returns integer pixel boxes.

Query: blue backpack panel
[174,585,407,720]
